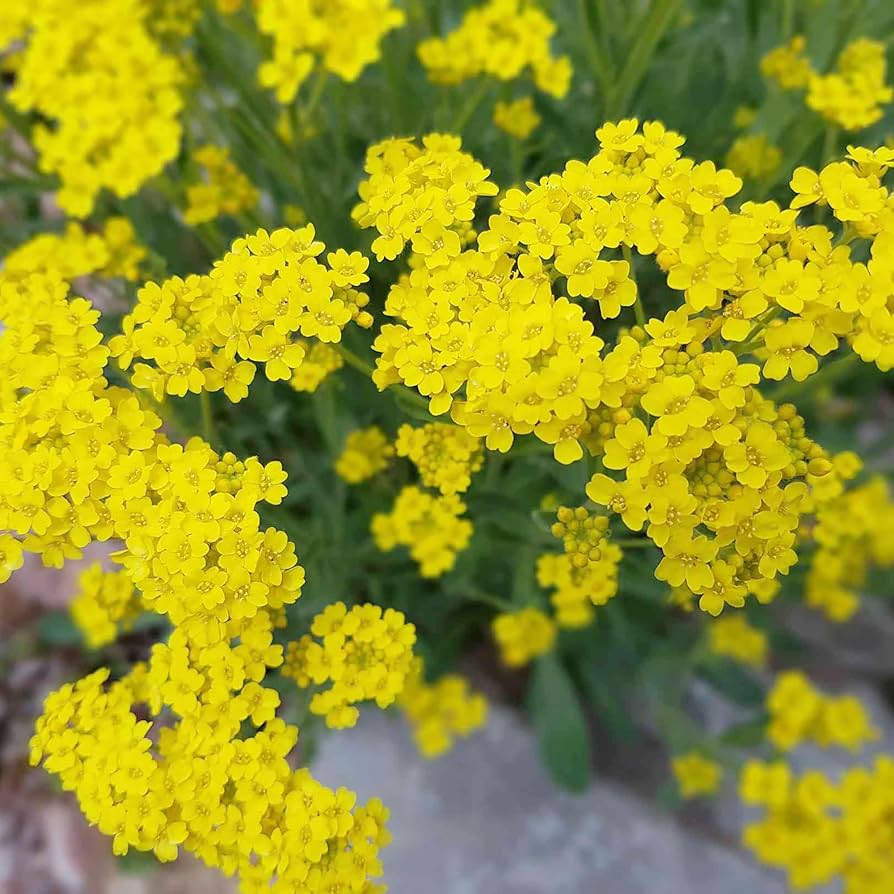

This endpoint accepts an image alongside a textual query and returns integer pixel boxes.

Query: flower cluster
[550,505,610,568]
[351,117,894,618]
[724,134,781,182]
[143,0,202,40]
[70,564,141,649]
[671,752,723,799]
[741,756,894,892]
[289,340,344,393]
[493,96,541,141]
[256,0,405,103]
[492,607,556,667]
[3,0,184,215]
[352,133,497,265]
[398,658,488,758]
[31,670,391,892]
[806,474,894,622]
[109,227,372,401]
[806,38,892,132]
[335,426,394,484]
[766,671,878,752]
[394,423,483,495]
[760,35,814,90]
[762,34,892,131]
[1,218,147,285]
[538,506,621,627]
[371,485,473,578]
[417,0,571,98]
[283,602,416,729]
[184,145,260,226]
[707,614,767,668]
[0,273,160,569]
[14,273,391,892]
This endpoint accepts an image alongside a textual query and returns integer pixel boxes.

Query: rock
[313,706,788,894]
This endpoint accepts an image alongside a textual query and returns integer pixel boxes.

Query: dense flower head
[142,0,202,40]
[671,752,723,798]
[335,426,394,484]
[70,563,141,649]
[760,35,813,90]
[371,485,473,577]
[725,134,781,182]
[0,273,158,568]
[352,133,498,263]
[493,96,541,140]
[551,505,610,569]
[492,607,556,667]
[805,472,894,622]
[536,543,621,628]
[184,145,260,226]
[30,667,392,892]
[282,601,417,729]
[807,38,892,132]
[3,0,185,216]
[762,34,892,132]
[288,340,344,393]
[394,422,483,495]
[707,614,767,668]
[1,218,147,286]
[417,0,571,98]
[766,671,878,752]
[741,756,894,893]
[256,0,406,103]
[109,226,372,401]
[398,658,488,758]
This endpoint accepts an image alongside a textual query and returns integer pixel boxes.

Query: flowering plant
[3,1,894,892]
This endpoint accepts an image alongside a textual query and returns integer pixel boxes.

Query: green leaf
[36,611,83,648]
[718,714,770,748]
[117,849,159,875]
[527,653,591,792]
[744,0,762,37]
[698,660,766,708]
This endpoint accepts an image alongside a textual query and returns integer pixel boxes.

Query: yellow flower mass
[4,4,894,892]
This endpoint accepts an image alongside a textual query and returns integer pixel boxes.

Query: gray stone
[313,706,789,894]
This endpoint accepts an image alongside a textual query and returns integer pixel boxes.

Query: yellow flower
[492,607,556,667]
[399,658,487,758]
[493,96,541,140]
[707,615,768,668]
[672,752,723,798]
[723,421,790,489]
[335,426,394,483]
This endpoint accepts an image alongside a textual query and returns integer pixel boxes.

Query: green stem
[576,0,614,96]
[462,587,517,613]
[822,123,839,165]
[332,343,434,413]
[605,0,680,119]
[759,115,823,195]
[451,78,491,133]
[200,391,217,446]
[298,68,329,130]
[333,342,375,377]
[781,0,796,38]
[732,307,781,356]
[510,137,523,185]
[613,537,654,548]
